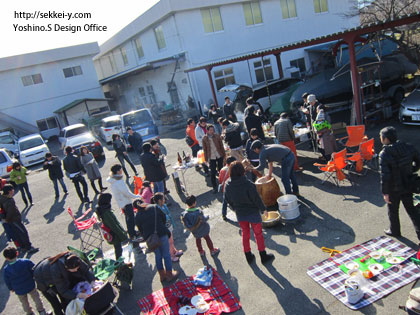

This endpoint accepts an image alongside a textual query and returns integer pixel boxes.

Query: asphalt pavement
[1,119,420,314]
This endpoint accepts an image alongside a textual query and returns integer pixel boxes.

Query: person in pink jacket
[139,181,153,204]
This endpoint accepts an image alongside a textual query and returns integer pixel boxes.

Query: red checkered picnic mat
[137,268,241,315]
[307,236,420,310]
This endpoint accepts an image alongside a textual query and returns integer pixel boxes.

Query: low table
[172,158,198,196]
[307,236,420,310]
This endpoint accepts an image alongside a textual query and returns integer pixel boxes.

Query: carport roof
[184,11,420,73]
[54,98,112,113]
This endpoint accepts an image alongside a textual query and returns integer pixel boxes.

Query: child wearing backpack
[3,246,51,315]
[181,195,219,257]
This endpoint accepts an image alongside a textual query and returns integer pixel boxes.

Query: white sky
[0,0,160,58]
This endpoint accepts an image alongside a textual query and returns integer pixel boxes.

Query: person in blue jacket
[3,246,51,315]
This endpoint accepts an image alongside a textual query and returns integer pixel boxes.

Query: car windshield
[0,135,14,144]
[19,137,44,151]
[103,120,120,128]
[122,111,151,127]
[65,126,89,137]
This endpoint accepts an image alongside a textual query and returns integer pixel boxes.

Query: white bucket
[277,194,298,211]
[279,205,300,220]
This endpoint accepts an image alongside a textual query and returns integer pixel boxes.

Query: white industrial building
[0,42,107,138]
[94,0,359,115]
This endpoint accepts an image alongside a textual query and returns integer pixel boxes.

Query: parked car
[121,109,166,154]
[400,87,420,125]
[98,115,122,144]
[17,134,49,167]
[0,130,19,154]
[0,149,17,179]
[219,78,303,121]
[58,123,104,159]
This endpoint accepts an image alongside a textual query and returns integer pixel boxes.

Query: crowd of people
[2,92,420,315]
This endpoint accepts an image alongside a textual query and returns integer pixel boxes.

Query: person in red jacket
[186,118,209,175]
[186,118,199,157]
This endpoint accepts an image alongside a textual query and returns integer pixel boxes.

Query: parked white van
[17,134,49,167]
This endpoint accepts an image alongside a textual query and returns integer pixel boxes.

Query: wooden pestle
[242,159,263,178]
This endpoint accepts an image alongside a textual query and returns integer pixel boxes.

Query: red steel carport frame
[185,12,420,124]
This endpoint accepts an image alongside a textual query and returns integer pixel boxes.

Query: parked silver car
[400,88,420,125]
[58,124,104,159]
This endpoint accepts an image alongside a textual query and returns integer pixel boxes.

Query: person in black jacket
[207,104,222,134]
[379,126,420,241]
[141,143,166,193]
[133,199,179,283]
[112,134,138,178]
[33,252,95,315]
[43,152,68,200]
[244,106,265,140]
[222,119,244,162]
[126,127,143,158]
[224,161,274,264]
[223,97,237,122]
[62,146,89,204]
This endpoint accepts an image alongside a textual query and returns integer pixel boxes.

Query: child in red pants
[181,195,220,257]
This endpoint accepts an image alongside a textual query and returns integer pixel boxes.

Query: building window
[254,59,274,83]
[201,7,224,33]
[108,55,115,72]
[214,68,235,90]
[21,73,43,86]
[154,25,166,50]
[290,58,306,78]
[146,85,157,104]
[63,66,83,78]
[280,0,297,19]
[138,87,148,104]
[134,38,144,58]
[243,1,263,26]
[314,0,328,13]
[120,47,128,66]
[36,116,58,132]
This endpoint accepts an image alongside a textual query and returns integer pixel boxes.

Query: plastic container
[277,194,298,210]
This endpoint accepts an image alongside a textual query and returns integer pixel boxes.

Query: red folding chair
[347,138,378,175]
[68,207,103,252]
[314,149,352,186]
[359,138,378,170]
[133,176,143,195]
[338,125,366,152]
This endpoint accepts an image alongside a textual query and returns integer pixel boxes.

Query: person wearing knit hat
[96,193,128,259]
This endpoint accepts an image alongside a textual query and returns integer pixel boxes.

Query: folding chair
[347,138,378,175]
[133,176,143,195]
[67,207,103,252]
[314,149,352,186]
[359,138,378,170]
[338,125,366,152]
[67,245,99,269]
[346,151,364,174]
[83,281,124,315]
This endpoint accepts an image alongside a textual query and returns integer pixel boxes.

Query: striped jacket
[274,118,295,143]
